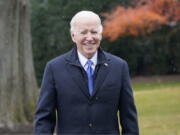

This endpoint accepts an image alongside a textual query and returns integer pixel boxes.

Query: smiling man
[70,12,102,59]
[35,11,139,135]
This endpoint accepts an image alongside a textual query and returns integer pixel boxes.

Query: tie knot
[86,60,93,66]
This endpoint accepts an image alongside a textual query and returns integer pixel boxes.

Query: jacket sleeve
[34,62,56,135]
[118,61,139,135]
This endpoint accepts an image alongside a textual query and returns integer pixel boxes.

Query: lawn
[133,81,180,91]
[134,85,180,135]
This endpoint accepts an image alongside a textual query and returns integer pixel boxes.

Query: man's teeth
[84,43,94,46]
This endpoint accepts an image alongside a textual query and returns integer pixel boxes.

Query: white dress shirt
[77,51,97,71]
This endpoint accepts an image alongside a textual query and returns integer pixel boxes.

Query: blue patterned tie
[86,60,94,95]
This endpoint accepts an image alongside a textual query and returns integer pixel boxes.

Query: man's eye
[80,31,87,34]
[91,31,97,34]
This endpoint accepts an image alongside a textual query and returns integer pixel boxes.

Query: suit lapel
[66,63,90,99]
[92,61,110,97]
[65,47,90,99]
[91,49,111,98]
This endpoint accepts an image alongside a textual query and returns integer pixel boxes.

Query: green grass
[132,81,180,91]
[134,86,180,135]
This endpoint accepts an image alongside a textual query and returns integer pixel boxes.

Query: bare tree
[0,0,38,129]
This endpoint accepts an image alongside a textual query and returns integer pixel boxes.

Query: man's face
[71,17,102,59]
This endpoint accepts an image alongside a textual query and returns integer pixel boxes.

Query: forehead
[74,16,101,30]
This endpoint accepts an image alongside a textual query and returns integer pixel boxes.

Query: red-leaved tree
[102,0,180,41]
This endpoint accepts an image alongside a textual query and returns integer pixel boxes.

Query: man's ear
[71,33,75,43]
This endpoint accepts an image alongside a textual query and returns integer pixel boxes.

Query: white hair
[70,11,103,34]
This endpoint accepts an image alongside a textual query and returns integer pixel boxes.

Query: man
[35,11,139,135]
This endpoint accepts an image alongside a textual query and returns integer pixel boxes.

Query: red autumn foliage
[102,0,180,41]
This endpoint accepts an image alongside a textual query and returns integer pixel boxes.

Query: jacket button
[88,123,92,128]
[88,101,92,105]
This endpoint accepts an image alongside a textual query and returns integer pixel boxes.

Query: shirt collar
[77,51,97,68]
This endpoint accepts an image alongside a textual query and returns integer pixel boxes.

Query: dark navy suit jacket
[35,47,139,135]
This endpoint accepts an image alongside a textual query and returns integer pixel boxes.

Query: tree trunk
[0,0,38,129]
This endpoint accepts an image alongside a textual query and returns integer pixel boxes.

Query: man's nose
[85,33,93,41]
